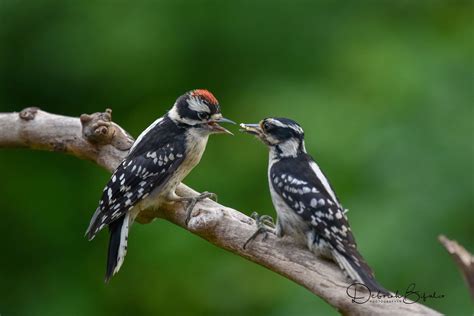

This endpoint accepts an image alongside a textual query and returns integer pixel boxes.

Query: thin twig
[438,235,474,300]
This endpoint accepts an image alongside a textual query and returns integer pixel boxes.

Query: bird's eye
[198,112,210,120]
[262,121,272,131]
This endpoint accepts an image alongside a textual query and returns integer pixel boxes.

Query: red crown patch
[191,89,219,105]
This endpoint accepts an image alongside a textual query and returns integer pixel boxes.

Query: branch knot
[80,108,134,151]
[19,107,40,121]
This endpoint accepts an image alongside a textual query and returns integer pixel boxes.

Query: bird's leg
[243,212,276,249]
[171,191,217,225]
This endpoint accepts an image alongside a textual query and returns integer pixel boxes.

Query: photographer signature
[346,283,445,304]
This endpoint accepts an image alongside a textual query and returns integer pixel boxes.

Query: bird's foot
[243,212,276,249]
[181,191,217,226]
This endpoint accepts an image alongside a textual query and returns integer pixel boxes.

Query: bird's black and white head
[240,118,306,158]
[168,89,235,135]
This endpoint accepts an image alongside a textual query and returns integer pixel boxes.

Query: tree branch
[0,108,441,315]
[438,235,474,300]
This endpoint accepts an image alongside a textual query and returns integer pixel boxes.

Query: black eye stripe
[198,112,210,120]
[266,125,303,140]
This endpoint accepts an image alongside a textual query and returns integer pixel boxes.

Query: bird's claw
[203,191,218,202]
[250,212,275,228]
[243,212,276,249]
[184,191,217,226]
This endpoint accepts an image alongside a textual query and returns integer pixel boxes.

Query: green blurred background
[1,1,472,315]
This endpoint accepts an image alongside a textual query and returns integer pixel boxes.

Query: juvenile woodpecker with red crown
[240,118,390,295]
[86,89,235,282]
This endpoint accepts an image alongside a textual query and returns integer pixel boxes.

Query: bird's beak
[208,116,236,135]
[239,123,263,136]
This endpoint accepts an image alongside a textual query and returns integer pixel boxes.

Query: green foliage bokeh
[0,1,472,315]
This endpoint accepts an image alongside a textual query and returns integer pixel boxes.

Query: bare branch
[0,108,441,315]
[438,235,474,300]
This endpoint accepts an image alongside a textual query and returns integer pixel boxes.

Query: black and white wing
[270,154,356,251]
[270,154,389,294]
[86,117,185,240]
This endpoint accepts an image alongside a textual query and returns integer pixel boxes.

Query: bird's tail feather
[105,213,130,283]
[332,249,390,295]
[85,208,102,241]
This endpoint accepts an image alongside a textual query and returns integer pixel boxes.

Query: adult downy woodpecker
[86,89,235,282]
[240,118,389,295]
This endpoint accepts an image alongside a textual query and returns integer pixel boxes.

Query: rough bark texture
[0,108,442,316]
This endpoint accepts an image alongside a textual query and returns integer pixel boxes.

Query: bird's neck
[183,129,210,172]
[270,139,306,161]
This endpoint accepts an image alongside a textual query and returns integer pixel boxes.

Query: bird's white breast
[163,129,209,199]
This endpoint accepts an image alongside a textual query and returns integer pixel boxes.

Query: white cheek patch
[187,96,211,114]
[266,135,280,145]
[277,139,300,157]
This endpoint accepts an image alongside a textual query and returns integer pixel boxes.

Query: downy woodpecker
[86,89,235,282]
[240,118,389,295]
